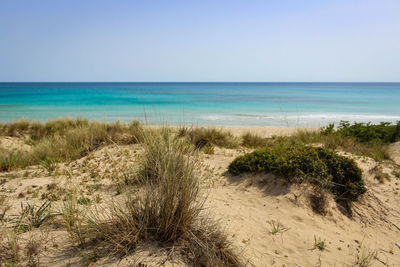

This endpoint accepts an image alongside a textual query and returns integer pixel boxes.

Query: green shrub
[228,144,366,201]
[328,121,400,144]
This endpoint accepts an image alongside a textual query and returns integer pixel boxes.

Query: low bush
[228,144,366,201]
[324,121,400,144]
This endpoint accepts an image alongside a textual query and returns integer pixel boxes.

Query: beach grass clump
[0,149,32,172]
[179,127,239,149]
[75,128,241,265]
[241,132,270,148]
[228,144,366,201]
[11,201,57,233]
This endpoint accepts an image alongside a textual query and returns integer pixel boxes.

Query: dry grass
[308,188,329,216]
[241,132,270,148]
[0,118,143,172]
[178,126,239,149]
[0,228,20,265]
[353,247,377,267]
[277,129,391,161]
[76,127,242,265]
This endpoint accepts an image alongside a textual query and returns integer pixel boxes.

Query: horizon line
[1,81,400,84]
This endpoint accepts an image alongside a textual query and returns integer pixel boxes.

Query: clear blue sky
[0,0,399,82]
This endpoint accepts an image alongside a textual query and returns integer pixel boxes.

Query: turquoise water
[1,83,400,127]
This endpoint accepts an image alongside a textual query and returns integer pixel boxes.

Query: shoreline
[150,125,318,137]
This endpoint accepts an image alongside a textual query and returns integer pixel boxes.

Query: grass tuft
[12,201,57,232]
[179,127,239,149]
[241,132,270,148]
[76,127,242,265]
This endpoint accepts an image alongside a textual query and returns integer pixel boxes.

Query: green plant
[12,201,57,232]
[276,126,391,161]
[267,220,289,235]
[321,123,335,135]
[60,194,86,247]
[77,196,91,205]
[314,236,326,251]
[0,151,30,172]
[203,143,215,154]
[228,144,366,201]
[40,157,57,174]
[332,121,400,144]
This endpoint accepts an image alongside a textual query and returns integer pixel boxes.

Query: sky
[0,0,399,82]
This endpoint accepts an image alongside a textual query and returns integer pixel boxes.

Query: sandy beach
[1,122,399,266]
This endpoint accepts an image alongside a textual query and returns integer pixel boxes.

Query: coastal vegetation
[228,144,366,201]
[76,128,242,265]
[0,121,242,266]
[1,118,399,265]
[0,118,143,172]
[178,126,239,149]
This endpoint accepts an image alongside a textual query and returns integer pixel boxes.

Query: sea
[1,82,400,127]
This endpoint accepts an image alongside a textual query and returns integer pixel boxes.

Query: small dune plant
[228,144,366,202]
[0,229,20,265]
[12,201,57,232]
[267,220,289,235]
[313,236,326,251]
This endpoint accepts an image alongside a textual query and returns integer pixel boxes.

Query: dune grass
[274,128,391,161]
[1,119,395,173]
[178,126,239,149]
[63,127,242,265]
[240,132,271,148]
[0,118,143,172]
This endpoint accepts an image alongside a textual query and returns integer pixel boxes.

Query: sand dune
[0,128,399,266]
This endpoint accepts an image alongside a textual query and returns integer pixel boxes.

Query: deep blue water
[1,82,400,127]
